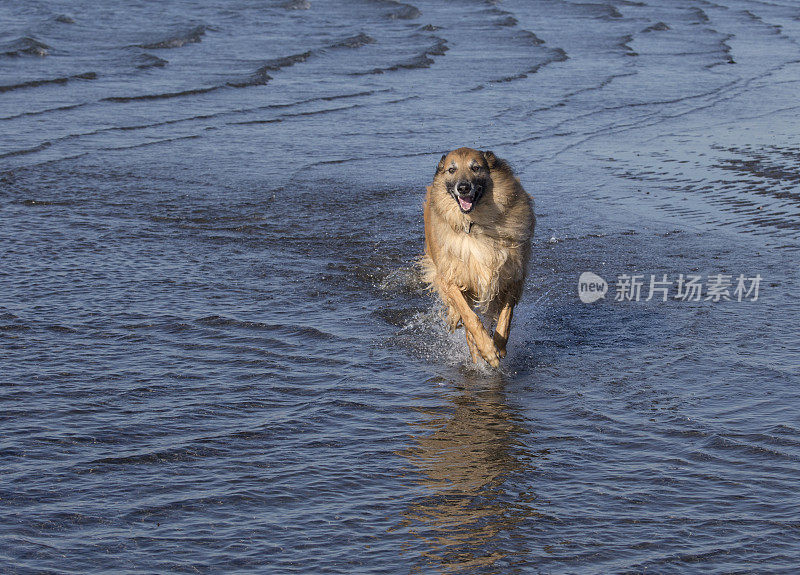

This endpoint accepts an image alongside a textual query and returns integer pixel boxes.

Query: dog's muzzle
[453,180,484,214]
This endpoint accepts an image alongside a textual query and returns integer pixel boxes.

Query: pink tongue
[458,197,473,211]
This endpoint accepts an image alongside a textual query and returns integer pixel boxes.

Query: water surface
[2,0,799,573]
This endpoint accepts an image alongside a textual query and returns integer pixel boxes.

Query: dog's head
[433,147,499,214]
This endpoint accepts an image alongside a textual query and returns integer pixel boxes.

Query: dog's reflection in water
[397,373,543,572]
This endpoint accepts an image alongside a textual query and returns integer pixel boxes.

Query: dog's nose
[456,181,471,194]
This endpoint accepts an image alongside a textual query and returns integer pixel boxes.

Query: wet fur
[420,148,535,366]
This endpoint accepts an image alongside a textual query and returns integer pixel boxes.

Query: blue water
[2,0,799,573]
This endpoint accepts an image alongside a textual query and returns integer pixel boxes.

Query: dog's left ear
[435,153,448,176]
[482,150,497,169]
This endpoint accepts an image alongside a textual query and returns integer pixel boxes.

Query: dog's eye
[471,165,482,172]
[448,167,456,174]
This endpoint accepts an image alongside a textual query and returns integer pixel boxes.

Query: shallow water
[1,0,799,573]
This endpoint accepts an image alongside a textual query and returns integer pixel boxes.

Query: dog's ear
[435,153,448,176]
[482,150,497,169]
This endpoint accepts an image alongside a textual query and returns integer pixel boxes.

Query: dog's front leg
[493,302,514,358]
[465,330,479,364]
[442,284,500,367]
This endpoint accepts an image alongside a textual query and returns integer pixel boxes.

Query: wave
[89,445,225,466]
[492,48,569,83]
[0,71,97,94]
[136,24,210,49]
[4,90,380,162]
[101,86,221,102]
[196,315,340,341]
[0,142,52,159]
[134,53,168,69]
[331,32,376,49]
[0,37,50,57]
[689,7,710,24]
[229,33,376,88]
[619,34,638,57]
[361,37,447,74]
[247,50,312,84]
[382,1,421,20]
[231,102,366,125]
[282,0,311,8]
[99,134,201,152]
[516,29,546,47]
[0,102,87,121]
[716,147,800,205]
[575,2,623,20]
[226,52,311,88]
[642,22,671,33]
[20,199,72,207]
[609,140,800,239]
[37,31,374,103]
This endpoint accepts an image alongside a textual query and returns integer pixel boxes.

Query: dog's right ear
[435,153,448,176]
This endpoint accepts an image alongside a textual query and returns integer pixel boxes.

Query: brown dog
[420,148,535,367]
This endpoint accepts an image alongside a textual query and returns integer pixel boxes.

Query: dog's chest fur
[437,219,519,306]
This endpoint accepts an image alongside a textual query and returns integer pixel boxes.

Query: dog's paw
[492,332,508,359]
[481,347,500,368]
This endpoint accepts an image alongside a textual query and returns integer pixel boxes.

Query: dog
[420,148,535,367]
